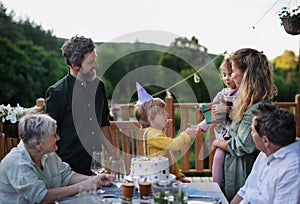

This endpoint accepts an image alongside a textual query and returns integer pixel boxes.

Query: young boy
[134,82,198,183]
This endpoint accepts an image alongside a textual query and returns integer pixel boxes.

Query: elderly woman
[0,113,111,204]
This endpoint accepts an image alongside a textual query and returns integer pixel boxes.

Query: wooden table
[58,182,228,204]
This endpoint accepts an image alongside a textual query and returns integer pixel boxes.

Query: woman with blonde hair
[211,48,277,200]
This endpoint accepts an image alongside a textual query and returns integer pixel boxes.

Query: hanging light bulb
[194,73,200,83]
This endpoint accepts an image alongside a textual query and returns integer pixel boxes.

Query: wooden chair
[0,98,44,161]
[110,121,144,173]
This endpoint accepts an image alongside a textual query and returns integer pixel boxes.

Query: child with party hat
[134,82,199,183]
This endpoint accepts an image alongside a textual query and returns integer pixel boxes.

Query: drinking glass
[152,180,181,204]
[91,151,105,176]
[110,159,127,188]
[179,182,189,204]
[132,174,146,191]
[139,182,151,201]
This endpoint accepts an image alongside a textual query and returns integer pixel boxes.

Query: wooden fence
[1,95,300,174]
[112,94,300,173]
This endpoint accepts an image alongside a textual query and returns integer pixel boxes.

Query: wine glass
[110,159,127,188]
[91,151,105,176]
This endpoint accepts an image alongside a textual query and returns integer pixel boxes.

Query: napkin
[188,188,219,200]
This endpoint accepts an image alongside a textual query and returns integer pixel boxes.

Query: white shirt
[237,140,300,204]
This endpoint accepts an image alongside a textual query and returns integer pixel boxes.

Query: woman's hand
[77,173,111,191]
[98,173,112,186]
[211,139,227,152]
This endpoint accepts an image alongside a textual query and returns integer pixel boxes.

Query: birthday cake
[130,156,171,182]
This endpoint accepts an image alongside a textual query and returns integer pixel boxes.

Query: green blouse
[224,100,269,201]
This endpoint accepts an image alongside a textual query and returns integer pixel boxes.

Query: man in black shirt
[44,35,113,175]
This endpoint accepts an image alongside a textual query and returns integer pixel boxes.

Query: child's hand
[177,177,191,183]
[212,100,226,114]
[185,124,200,139]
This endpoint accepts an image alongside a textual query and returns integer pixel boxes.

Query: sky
[1,0,300,59]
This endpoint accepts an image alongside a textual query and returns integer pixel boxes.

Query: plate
[125,174,176,182]
[98,195,122,204]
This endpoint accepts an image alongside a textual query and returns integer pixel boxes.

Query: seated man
[231,104,300,204]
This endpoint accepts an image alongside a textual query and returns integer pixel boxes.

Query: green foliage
[0,38,27,104]
[99,42,166,101]
[0,2,66,107]
[101,77,113,98]
[273,68,298,101]
[180,68,210,102]
[273,50,298,70]
[0,1,299,108]
[0,2,64,52]
[0,38,66,107]
[0,2,20,42]
[272,50,298,102]
[158,36,209,73]
[278,6,300,19]
[158,37,224,102]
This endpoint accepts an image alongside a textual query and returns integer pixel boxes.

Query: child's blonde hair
[219,57,232,73]
[134,98,165,128]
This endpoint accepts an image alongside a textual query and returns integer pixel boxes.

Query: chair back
[0,137,20,160]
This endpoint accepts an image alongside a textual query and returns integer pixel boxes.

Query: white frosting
[130,156,170,182]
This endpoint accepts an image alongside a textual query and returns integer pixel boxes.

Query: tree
[273,50,298,70]
[158,36,209,73]
[158,36,223,102]
[99,42,165,101]
[0,2,66,107]
[272,50,298,101]
[0,2,20,42]
[0,38,66,107]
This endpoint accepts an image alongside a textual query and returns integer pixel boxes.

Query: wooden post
[165,93,174,138]
[33,98,45,113]
[120,105,130,121]
[180,106,190,171]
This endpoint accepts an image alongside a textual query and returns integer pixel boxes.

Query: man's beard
[77,69,96,82]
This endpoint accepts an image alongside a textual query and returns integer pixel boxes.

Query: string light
[252,0,281,30]
[166,90,172,98]
[194,73,200,83]
[151,53,224,98]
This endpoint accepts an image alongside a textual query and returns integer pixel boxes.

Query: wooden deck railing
[1,95,300,174]
[0,137,20,160]
[113,94,300,173]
